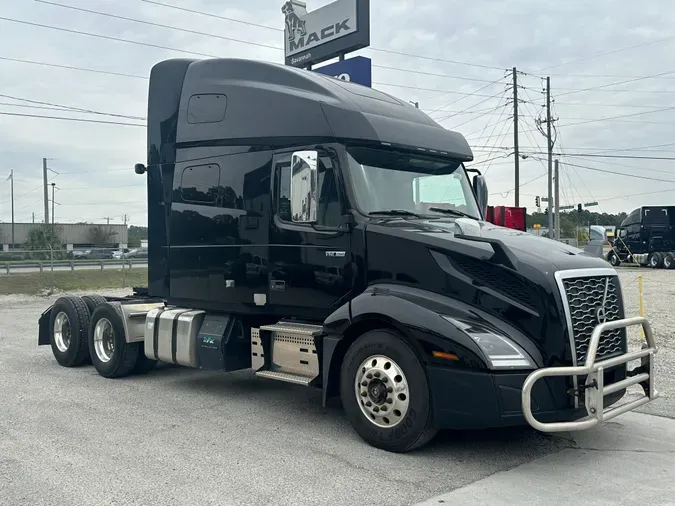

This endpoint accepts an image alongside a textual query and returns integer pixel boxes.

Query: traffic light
[535,196,540,207]
[544,208,548,215]
[577,203,582,212]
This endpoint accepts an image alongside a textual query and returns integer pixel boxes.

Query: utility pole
[546,77,553,238]
[43,158,49,225]
[32,212,35,224]
[51,183,56,228]
[512,67,520,207]
[554,159,560,241]
[7,169,14,249]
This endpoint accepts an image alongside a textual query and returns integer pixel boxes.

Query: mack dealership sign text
[282,0,370,68]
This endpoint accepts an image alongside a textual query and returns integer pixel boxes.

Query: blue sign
[313,56,372,87]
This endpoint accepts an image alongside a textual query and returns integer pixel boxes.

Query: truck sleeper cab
[38,58,659,453]
[608,206,675,269]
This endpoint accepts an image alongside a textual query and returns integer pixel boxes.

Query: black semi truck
[37,58,658,452]
[608,206,675,269]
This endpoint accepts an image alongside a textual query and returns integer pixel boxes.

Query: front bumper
[428,316,658,431]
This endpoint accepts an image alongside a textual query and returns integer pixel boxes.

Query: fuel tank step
[255,370,314,386]
[259,322,322,336]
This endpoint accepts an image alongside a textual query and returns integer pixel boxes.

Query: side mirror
[472,174,488,218]
[291,150,318,223]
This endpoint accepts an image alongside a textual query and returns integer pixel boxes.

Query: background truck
[608,206,675,269]
[37,58,658,453]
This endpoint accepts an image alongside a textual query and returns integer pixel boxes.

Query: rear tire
[88,302,139,378]
[49,296,91,367]
[340,329,437,453]
[648,252,663,268]
[664,253,674,270]
[81,295,107,315]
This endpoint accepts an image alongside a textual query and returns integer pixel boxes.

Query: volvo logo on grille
[595,305,608,324]
[595,277,611,324]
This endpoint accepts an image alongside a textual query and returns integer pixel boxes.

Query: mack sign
[282,0,370,68]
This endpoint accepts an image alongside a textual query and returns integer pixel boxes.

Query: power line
[0,16,220,58]
[561,154,675,176]
[0,93,145,120]
[140,0,281,31]
[434,88,508,123]
[0,56,148,79]
[0,111,145,127]
[555,70,675,98]
[536,35,675,72]
[33,1,281,51]
[425,79,508,116]
[554,100,675,109]
[371,64,505,85]
[525,151,675,161]
[138,0,508,71]
[530,157,675,183]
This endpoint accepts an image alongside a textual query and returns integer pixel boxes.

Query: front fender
[320,283,544,406]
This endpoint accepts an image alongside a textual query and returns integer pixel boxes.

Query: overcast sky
[1,0,674,226]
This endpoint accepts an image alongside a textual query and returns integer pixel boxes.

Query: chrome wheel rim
[53,312,71,352]
[354,355,410,428]
[94,318,115,363]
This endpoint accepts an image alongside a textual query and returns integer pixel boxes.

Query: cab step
[259,322,322,336]
[251,321,322,386]
[255,370,314,386]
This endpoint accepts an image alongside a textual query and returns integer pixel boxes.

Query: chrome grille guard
[522,316,658,432]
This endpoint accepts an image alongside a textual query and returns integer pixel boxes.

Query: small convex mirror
[290,150,318,223]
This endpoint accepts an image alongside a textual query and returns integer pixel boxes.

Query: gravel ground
[0,270,672,505]
[615,268,674,418]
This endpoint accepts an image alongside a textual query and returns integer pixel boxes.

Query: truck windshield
[345,146,480,220]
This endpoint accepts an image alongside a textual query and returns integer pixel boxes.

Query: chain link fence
[0,248,147,295]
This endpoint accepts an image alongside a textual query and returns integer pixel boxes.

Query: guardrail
[2,259,147,274]
[521,316,658,432]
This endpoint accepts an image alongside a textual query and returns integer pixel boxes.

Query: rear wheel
[340,329,437,453]
[663,253,674,270]
[648,252,663,268]
[88,302,139,378]
[81,295,107,315]
[49,296,91,367]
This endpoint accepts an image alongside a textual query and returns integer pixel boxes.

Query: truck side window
[180,164,220,204]
[276,155,342,227]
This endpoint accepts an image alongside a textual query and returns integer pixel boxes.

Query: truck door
[268,149,353,319]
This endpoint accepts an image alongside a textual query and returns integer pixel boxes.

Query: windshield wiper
[428,207,478,220]
[368,209,426,218]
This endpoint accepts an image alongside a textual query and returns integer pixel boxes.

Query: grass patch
[0,268,148,295]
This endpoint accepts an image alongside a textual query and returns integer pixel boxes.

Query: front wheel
[340,329,437,452]
[607,251,621,267]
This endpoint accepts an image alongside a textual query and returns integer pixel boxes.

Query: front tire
[607,251,620,267]
[340,329,437,452]
[88,302,139,378]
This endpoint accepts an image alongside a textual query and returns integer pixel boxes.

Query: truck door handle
[271,280,285,291]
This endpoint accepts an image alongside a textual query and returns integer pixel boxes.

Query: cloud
[1,0,674,227]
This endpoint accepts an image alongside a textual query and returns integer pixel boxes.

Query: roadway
[0,290,673,506]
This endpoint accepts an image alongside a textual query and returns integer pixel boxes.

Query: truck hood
[363,217,615,365]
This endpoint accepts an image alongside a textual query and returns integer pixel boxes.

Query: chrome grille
[561,275,625,363]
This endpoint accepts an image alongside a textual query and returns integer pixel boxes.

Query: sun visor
[321,102,474,161]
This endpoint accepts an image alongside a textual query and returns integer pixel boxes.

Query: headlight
[441,316,536,370]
